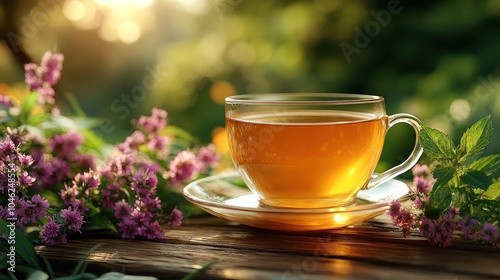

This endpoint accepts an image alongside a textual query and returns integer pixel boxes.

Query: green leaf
[432,163,455,187]
[470,154,500,176]
[0,219,41,269]
[26,270,49,280]
[0,253,8,270]
[481,181,500,200]
[41,256,55,279]
[82,214,117,233]
[15,227,41,269]
[425,184,452,219]
[19,93,39,118]
[457,116,493,161]
[419,124,456,162]
[72,243,104,276]
[460,170,492,191]
[97,272,157,280]
[161,125,195,142]
[64,92,87,117]
[180,260,219,280]
[25,113,48,127]
[52,272,97,280]
[79,129,110,155]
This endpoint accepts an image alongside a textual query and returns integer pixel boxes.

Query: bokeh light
[210,81,236,105]
[0,0,499,168]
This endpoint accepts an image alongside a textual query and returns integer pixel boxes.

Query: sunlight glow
[94,0,154,7]
[333,213,349,224]
[449,98,471,122]
[117,21,141,44]
[63,1,87,22]
[210,80,235,104]
[62,0,155,42]
[173,0,208,14]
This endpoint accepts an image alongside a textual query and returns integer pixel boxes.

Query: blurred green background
[1,0,499,175]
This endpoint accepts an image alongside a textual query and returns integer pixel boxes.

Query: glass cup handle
[365,113,424,190]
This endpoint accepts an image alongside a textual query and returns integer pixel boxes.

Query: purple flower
[61,208,84,233]
[18,153,35,168]
[19,171,35,187]
[386,200,401,219]
[0,95,14,108]
[167,150,200,184]
[38,87,56,105]
[413,176,433,194]
[131,208,150,225]
[411,164,430,177]
[31,194,49,219]
[197,144,220,172]
[60,184,79,205]
[387,200,416,238]
[119,130,146,152]
[143,220,164,239]
[481,223,499,244]
[0,138,18,162]
[113,199,132,219]
[146,134,170,158]
[40,220,66,245]
[24,51,64,105]
[24,63,43,90]
[41,51,64,85]
[32,156,70,189]
[459,215,480,239]
[420,217,454,247]
[19,202,37,226]
[73,170,101,197]
[135,197,161,214]
[70,154,96,171]
[168,207,183,227]
[5,127,28,147]
[419,217,434,237]
[412,197,424,210]
[117,218,140,239]
[49,131,83,159]
[131,170,158,197]
[136,108,168,134]
[14,197,28,218]
[101,189,120,208]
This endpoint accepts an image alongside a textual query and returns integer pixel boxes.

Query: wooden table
[36,214,500,279]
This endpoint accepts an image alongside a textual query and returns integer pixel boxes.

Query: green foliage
[0,219,41,269]
[420,116,500,223]
[82,215,118,233]
[420,125,457,162]
[457,116,493,162]
[180,260,219,280]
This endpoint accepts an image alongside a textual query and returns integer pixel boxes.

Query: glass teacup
[225,93,423,208]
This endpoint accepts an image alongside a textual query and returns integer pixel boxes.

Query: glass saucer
[183,171,409,231]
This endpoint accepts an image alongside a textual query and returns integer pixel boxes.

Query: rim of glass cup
[225,93,384,105]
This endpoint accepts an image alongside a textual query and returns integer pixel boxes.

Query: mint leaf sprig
[387,116,500,247]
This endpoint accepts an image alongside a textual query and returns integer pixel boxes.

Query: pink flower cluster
[0,136,46,229]
[24,51,64,105]
[166,144,220,184]
[31,131,95,190]
[0,135,85,245]
[387,164,500,247]
[102,108,212,239]
[1,51,221,246]
[40,207,84,245]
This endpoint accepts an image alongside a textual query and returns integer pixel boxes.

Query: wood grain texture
[37,215,500,280]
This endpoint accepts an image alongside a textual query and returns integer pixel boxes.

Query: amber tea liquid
[226,111,388,208]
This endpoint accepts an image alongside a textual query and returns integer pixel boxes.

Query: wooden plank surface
[37,214,500,279]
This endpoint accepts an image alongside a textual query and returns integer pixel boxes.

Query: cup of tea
[225,93,423,208]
